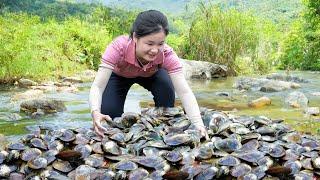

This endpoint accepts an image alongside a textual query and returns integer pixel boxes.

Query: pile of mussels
[0,107,319,180]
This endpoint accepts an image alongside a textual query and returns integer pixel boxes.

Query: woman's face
[133,31,166,64]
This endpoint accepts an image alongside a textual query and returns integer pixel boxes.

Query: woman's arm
[169,71,205,127]
[89,65,113,113]
[89,64,113,136]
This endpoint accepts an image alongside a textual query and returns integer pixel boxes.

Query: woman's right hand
[91,111,111,137]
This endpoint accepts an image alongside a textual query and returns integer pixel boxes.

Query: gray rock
[285,91,309,108]
[234,77,301,92]
[304,107,320,116]
[20,99,66,114]
[266,73,309,83]
[181,59,227,79]
[17,78,38,87]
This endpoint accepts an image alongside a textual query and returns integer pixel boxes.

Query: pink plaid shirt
[101,35,182,78]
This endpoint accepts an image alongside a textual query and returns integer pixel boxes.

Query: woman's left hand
[194,124,209,140]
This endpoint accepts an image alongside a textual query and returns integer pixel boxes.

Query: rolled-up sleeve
[162,45,183,75]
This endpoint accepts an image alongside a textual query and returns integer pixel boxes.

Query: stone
[248,96,271,108]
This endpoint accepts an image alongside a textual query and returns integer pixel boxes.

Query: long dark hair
[130,10,169,39]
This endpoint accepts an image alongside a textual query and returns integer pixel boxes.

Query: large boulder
[234,77,301,92]
[20,99,66,114]
[248,96,271,108]
[180,59,228,79]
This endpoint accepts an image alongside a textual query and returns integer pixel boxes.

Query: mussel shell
[30,138,47,150]
[114,160,138,171]
[233,150,265,163]
[194,166,218,180]
[74,144,92,159]
[84,154,105,168]
[102,141,120,155]
[128,168,149,180]
[217,155,241,166]
[162,151,182,163]
[52,160,73,173]
[214,138,242,152]
[21,148,42,161]
[59,129,75,142]
[230,163,251,177]
[8,142,26,150]
[284,160,302,174]
[73,133,90,145]
[27,157,47,169]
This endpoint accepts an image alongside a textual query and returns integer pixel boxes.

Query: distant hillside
[79,0,303,22]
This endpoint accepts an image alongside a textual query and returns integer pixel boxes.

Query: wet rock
[304,107,320,116]
[266,73,309,83]
[234,77,301,92]
[248,96,271,108]
[17,78,38,87]
[285,91,308,108]
[20,99,66,114]
[62,77,83,83]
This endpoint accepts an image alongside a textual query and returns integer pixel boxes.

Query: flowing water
[0,71,319,141]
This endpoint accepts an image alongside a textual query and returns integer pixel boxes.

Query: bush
[183,5,279,75]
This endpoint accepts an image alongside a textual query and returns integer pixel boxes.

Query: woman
[89,10,208,138]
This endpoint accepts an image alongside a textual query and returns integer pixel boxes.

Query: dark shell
[30,138,47,150]
[180,164,203,179]
[91,142,104,154]
[142,147,161,157]
[195,166,218,180]
[195,143,213,160]
[237,139,259,152]
[74,133,90,145]
[255,126,276,135]
[27,157,47,169]
[8,142,26,150]
[233,150,265,163]
[119,112,140,128]
[105,154,135,162]
[284,160,302,174]
[268,144,285,158]
[214,138,242,152]
[114,160,138,171]
[25,125,41,136]
[257,156,274,168]
[74,144,92,159]
[56,150,82,162]
[9,172,25,180]
[301,139,320,151]
[47,140,64,151]
[52,160,73,173]
[301,158,313,170]
[84,154,105,168]
[283,149,300,161]
[102,141,121,155]
[251,166,268,179]
[241,173,258,180]
[42,150,58,164]
[109,132,126,143]
[59,129,75,142]
[163,133,192,146]
[128,168,149,180]
[217,155,241,166]
[21,148,42,161]
[74,165,96,180]
[162,151,182,163]
[132,156,164,169]
[230,163,251,177]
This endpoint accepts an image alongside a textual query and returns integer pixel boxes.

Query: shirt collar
[125,38,164,67]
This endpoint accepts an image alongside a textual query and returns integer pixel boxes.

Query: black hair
[130,10,169,39]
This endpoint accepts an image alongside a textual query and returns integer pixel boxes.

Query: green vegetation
[279,0,320,70]
[0,0,319,82]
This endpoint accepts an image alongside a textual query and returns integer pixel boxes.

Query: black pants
[101,68,175,118]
